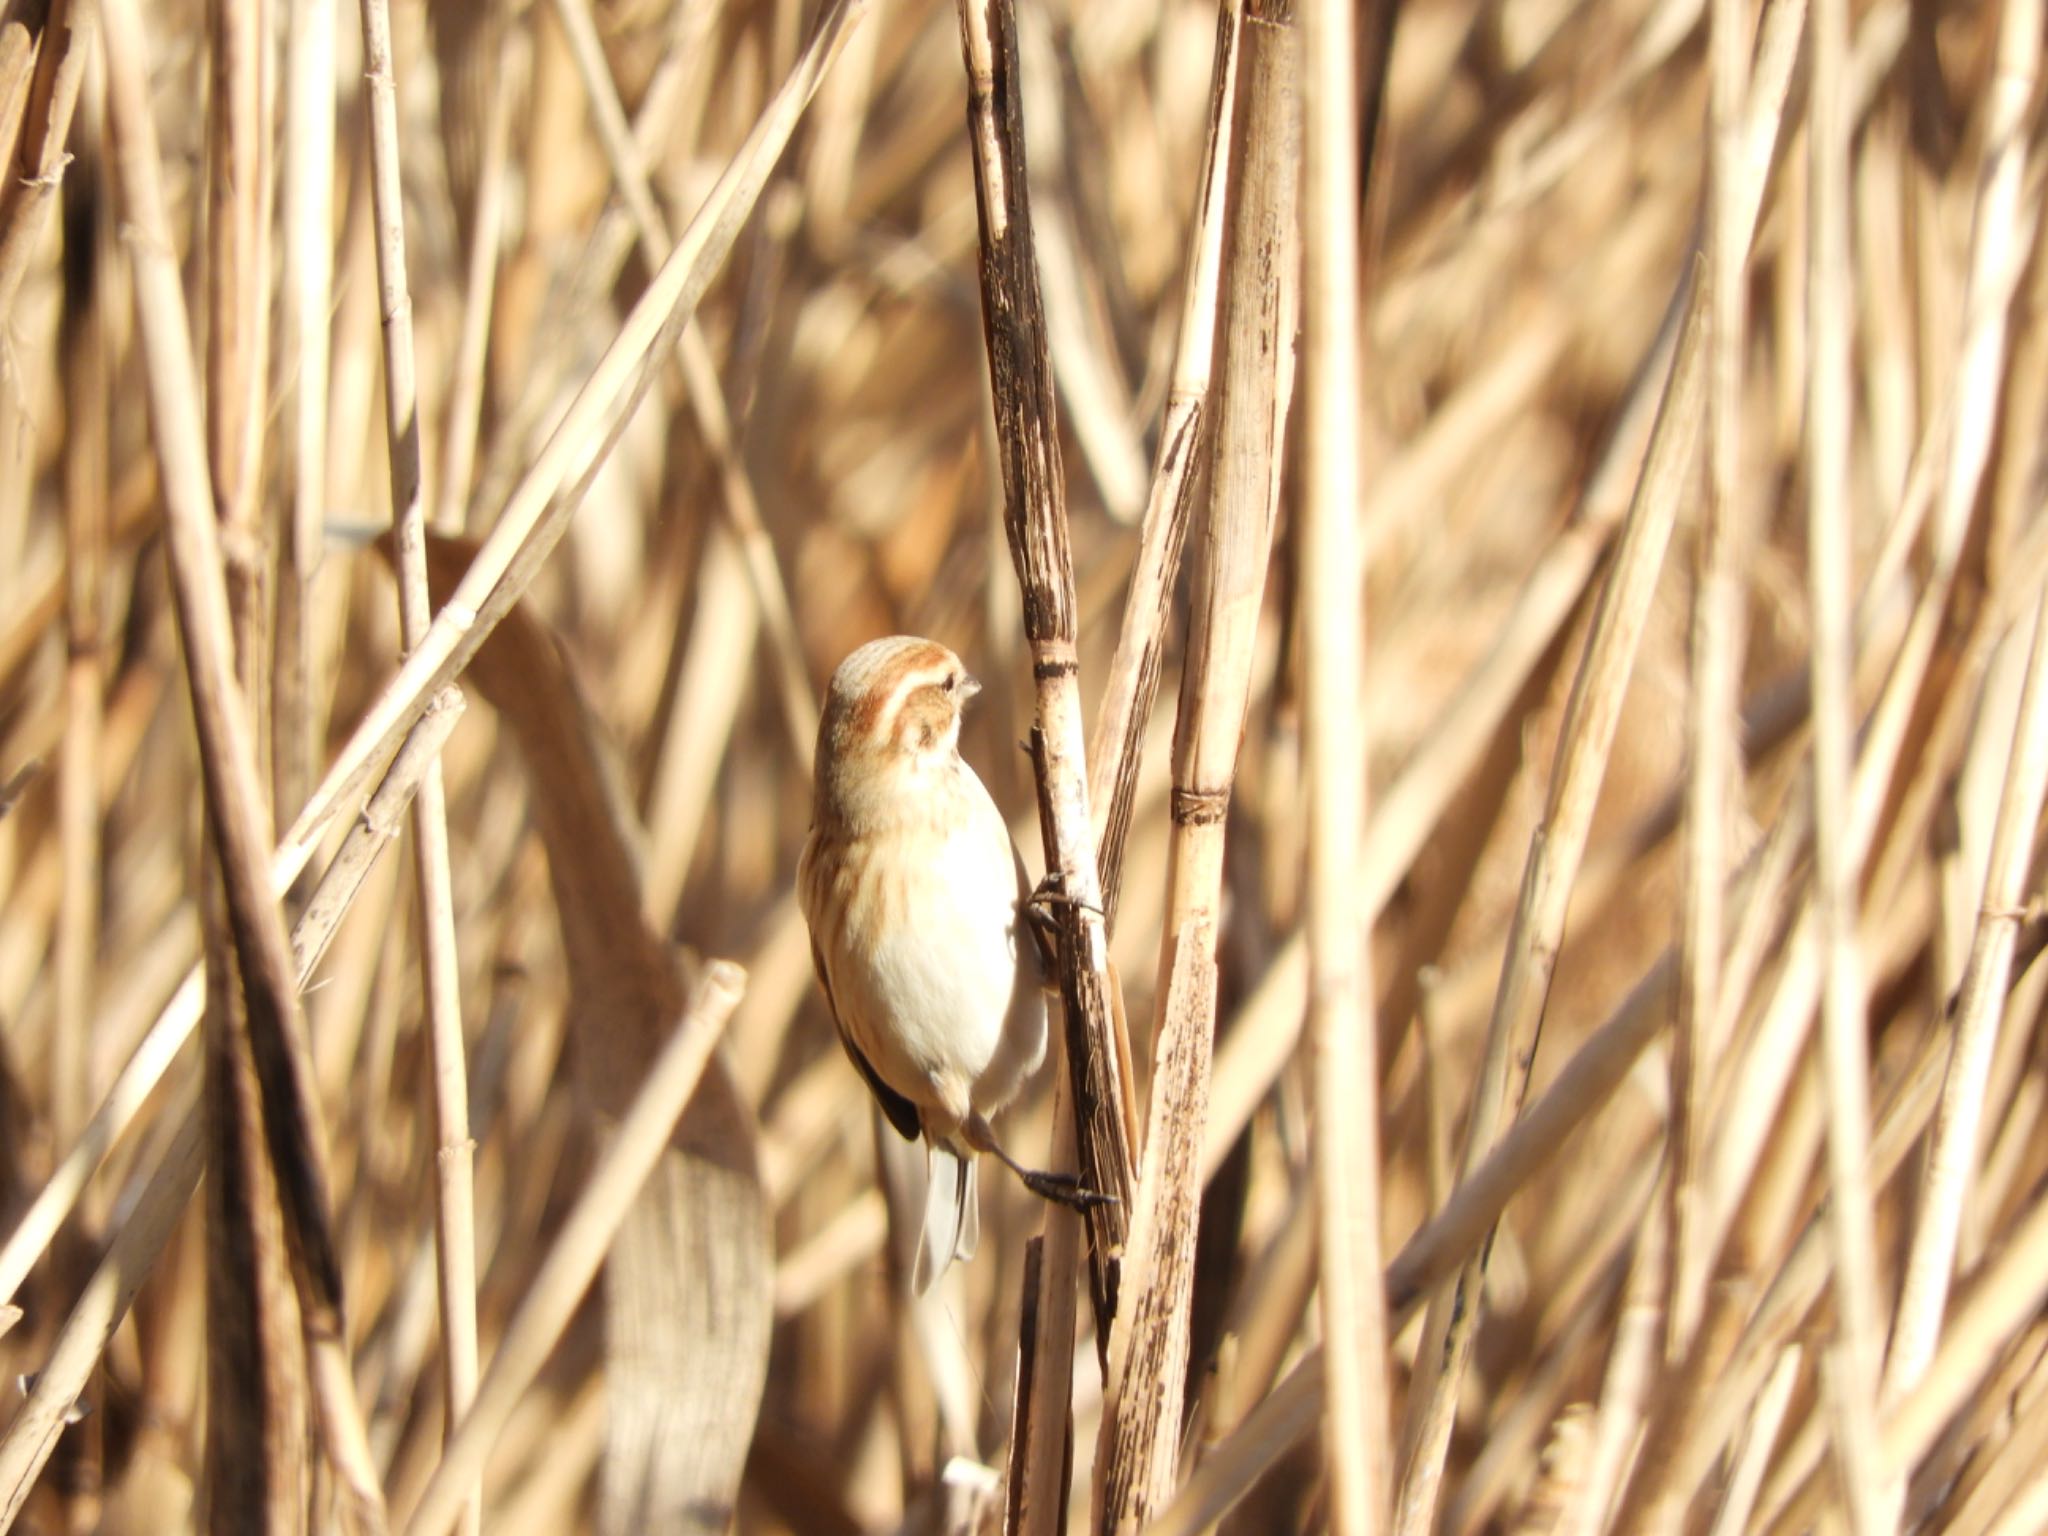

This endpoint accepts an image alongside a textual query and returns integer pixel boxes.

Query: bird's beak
[960,673,983,702]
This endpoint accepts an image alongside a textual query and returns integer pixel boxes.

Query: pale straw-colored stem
[1669,0,1754,1362]
[1805,0,1889,1520]
[355,0,481,1523]
[1300,0,1391,1523]
[277,0,336,820]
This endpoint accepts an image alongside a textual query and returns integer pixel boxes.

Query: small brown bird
[798,636,1098,1292]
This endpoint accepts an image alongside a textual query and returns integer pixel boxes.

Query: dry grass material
[4,0,2048,1531]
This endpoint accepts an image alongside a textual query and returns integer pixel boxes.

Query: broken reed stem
[1885,0,2044,1404]
[1805,0,1889,1523]
[0,0,92,329]
[357,0,481,1523]
[1299,0,1391,1522]
[1086,0,1242,927]
[1670,0,1754,1364]
[955,0,1138,1332]
[400,963,746,1536]
[1393,275,1707,1534]
[99,0,385,1517]
[276,0,336,821]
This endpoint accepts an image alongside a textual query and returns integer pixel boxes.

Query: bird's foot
[1025,870,1104,938]
[1019,1167,1117,1212]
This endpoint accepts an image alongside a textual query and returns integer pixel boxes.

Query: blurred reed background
[0,0,2045,1530]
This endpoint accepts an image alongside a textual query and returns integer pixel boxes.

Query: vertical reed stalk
[355,0,481,1526]
[1300,0,1391,1522]
[277,0,336,820]
[1086,0,1242,927]
[955,0,1139,1337]
[99,0,385,1518]
[1669,0,1754,1363]
[1804,0,1888,1524]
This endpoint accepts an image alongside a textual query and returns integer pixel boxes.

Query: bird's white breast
[828,762,1045,1121]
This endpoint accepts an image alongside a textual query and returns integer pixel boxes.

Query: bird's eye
[943,672,958,692]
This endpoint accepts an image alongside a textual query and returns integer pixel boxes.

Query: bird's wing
[807,930,924,1144]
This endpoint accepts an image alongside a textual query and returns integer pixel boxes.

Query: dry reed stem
[1008,1079,1082,1536]
[354,0,482,1522]
[1298,0,1392,1525]
[99,0,383,1516]
[1086,0,1240,928]
[1805,0,1889,1521]
[1669,0,1755,1364]
[399,961,746,1536]
[1395,272,1706,1536]
[1007,9,1242,1528]
[956,0,1138,1334]
[1094,0,1293,1522]
[276,0,336,821]
[0,0,92,327]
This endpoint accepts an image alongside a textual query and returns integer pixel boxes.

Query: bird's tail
[913,1144,979,1295]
